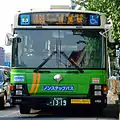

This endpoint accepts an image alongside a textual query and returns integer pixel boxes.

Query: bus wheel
[94,106,104,115]
[19,104,31,114]
[0,96,5,110]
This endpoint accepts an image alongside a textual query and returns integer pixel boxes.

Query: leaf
[73,0,120,56]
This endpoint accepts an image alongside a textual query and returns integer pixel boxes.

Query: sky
[0,0,71,53]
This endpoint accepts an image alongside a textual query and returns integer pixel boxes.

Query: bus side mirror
[5,33,19,46]
[5,33,13,46]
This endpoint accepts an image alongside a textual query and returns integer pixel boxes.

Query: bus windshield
[13,29,106,69]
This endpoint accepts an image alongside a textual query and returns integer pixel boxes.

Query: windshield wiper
[60,51,84,73]
[34,51,57,72]
[34,51,84,73]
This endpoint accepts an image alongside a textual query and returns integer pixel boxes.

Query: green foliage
[73,0,120,41]
[73,0,120,56]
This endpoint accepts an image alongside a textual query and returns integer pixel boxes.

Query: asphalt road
[0,103,119,120]
[0,91,119,120]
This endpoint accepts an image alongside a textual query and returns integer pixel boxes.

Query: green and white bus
[6,6,108,114]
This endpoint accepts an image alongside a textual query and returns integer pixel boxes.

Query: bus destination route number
[19,12,100,26]
[50,98,67,106]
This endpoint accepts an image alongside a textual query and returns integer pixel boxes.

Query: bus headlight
[94,91,101,96]
[94,85,101,90]
[16,85,22,89]
[16,90,22,95]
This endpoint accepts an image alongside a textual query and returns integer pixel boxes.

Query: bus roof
[15,9,105,15]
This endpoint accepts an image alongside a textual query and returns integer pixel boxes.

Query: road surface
[0,90,119,120]
[0,103,118,120]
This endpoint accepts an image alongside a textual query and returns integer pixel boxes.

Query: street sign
[4,62,10,67]
[116,49,120,57]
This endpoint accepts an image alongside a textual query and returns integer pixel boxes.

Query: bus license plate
[50,98,67,106]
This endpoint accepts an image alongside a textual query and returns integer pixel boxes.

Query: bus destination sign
[18,12,100,26]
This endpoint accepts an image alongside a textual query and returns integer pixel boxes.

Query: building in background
[0,47,5,66]
[71,0,85,10]
[71,0,77,9]
[4,52,11,67]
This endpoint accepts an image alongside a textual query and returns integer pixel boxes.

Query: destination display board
[18,12,101,26]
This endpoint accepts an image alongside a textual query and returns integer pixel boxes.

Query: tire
[0,96,5,110]
[93,106,104,115]
[19,104,31,114]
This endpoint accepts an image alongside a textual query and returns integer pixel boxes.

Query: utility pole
[108,55,111,78]
[116,45,120,68]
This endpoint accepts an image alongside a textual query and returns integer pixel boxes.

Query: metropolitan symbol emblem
[53,74,63,83]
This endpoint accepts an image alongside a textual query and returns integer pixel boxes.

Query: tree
[73,0,120,56]
[73,0,120,42]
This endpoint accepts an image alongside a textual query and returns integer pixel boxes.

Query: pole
[108,55,111,78]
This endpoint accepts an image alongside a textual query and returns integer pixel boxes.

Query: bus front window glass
[13,29,105,69]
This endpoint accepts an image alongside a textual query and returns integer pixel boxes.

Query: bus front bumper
[11,96,107,108]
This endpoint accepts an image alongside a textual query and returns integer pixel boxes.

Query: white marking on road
[64,118,97,120]
[0,111,19,117]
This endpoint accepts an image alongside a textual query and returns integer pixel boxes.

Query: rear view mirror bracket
[5,33,19,46]
[104,24,114,43]
[99,24,114,43]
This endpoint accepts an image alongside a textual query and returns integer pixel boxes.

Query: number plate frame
[50,97,67,107]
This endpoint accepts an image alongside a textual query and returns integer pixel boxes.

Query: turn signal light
[10,85,14,91]
[103,86,108,92]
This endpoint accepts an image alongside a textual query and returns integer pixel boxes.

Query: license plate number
[50,98,67,106]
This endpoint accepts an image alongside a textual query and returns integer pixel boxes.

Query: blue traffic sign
[4,62,10,67]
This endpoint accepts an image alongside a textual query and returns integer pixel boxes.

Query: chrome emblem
[53,74,63,83]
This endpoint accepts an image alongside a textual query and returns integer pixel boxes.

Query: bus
[5,5,108,114]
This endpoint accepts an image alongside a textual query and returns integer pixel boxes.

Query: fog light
[94,85,101,90]
[16,90,22,95]
[16,85,22,89]
[94,91,101,96]
[10,85,14,91]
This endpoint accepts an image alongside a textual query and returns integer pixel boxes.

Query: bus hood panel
[10,69,105,95]
[25,70,104,95]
